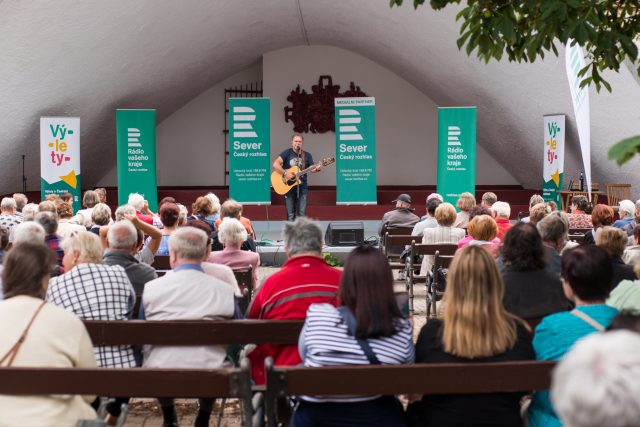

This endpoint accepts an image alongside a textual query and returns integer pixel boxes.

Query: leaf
[608,135,640,166]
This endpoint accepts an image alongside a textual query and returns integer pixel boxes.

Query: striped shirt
[299,303,415,402]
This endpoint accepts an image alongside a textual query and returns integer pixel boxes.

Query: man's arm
[126,213,162,255]
[273,156,294,181]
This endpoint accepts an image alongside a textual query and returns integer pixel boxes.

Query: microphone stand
[296,146,301,218]
[22,155,26,193]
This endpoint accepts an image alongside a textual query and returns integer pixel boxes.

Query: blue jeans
[285,186,308,221]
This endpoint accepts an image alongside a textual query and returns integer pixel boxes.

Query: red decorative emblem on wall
[284,75,368,133]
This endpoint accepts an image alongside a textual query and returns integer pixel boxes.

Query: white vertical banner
[565,41,591,199]
[40,117,81,212]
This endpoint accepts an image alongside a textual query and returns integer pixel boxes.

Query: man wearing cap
[378,193,420,236]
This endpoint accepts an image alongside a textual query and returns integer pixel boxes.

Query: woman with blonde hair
[420,203,465,275]
[410,246,534,426]
[452,192,476,228]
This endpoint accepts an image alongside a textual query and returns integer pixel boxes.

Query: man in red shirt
[247,217,341,384]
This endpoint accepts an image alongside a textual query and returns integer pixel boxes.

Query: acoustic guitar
[271,157,335,195]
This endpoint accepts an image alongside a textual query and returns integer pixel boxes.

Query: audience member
[186,220,242,297]
[59,192,73,204]
[189,196,216,231]
[13,221,45,245]
[551,331,640,427]
[128,193,155,225]
[177,203,188,226]
[35,211,64,274]
[411,197,441,237]
[0,197,21,234]
[205,192,221,224]
[109,209,162,265]
[0,243,97,425]
[419,193,443,221]
[527,245,619,427]
[248,217,341,385]
[459,214,499,256]
[378,193,420,236]
[420,203,465,275]
[492,201,513,240]
[208,217,260,288]
[536,211,568,274]
[73,190,99,227]
[12,193,27,218]
[501,223,571,320]
[141,227,237,427]
[21,203,39,222]
[94,187,107,204]
[44,194,59,202]
[90,202,112,233]
[529,202,551,225]
[566,195,592,229]
[215,199,256,240]
[480,191,497,209]
[613,199,636,238]
[46,231,136,423]
[103,221,157,296]
[411,246,533,426]
[582,203,615,245]
[521,194,544,223]
[622,224,640,266]
[156,202,180,256]
[456,207,499,251]
[607,310,640,332]
[546,200,558,211]
[453,192,475,228]
[38,200,57,213]
[596,226,637,288]
[56,201,85,239]
[292,245,414,426]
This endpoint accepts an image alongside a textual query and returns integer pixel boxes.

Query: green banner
[116,109,158,210]
[40,117,82,213]
[335,97,377,204]
[542,115,565,206]
[229,98,271,204]
[436,107,476,206]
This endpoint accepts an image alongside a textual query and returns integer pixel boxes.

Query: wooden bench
[265,359,557,427]
[426,251,455,318]
[381,225,414,263]
[383,233,421,270]
[406,243,457,313]
[84,320,304,346]
[151,255,171,277]
[0,361,254,426]
[568,228,591,245]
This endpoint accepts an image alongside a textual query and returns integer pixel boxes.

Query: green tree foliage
[390,0,640,164]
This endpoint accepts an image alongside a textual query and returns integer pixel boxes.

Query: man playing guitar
[272,134,322,221]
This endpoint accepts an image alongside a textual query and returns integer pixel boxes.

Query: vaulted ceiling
[2,0,639,195]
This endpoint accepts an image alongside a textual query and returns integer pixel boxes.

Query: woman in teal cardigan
[528,245,618,427]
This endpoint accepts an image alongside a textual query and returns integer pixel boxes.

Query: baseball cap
[393,194,412,204]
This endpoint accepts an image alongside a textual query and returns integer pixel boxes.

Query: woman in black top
[501,222,572,320]
[410,245,534,427]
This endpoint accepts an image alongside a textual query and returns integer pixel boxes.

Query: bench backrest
[383,227,415,257]
[410,242,458,257]
[152,255,171,271]
[83,320,303,346]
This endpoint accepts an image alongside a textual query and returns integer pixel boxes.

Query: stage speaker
[325,221,365,246]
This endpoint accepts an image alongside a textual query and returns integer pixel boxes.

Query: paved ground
[117,267,435,426]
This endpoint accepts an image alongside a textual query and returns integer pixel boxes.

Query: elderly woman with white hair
[207,217,260,288]
[205,192,221,225]
[492,201,513,240]
[551,330,640,427]
[612,199,636,239]
[128,192,155,225]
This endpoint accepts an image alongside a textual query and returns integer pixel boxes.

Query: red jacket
[496,217,513,241]
[247,255,341,384]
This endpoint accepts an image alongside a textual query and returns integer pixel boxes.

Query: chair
[406,243,457,313]
[606,184,631,210]
[381,224,414,258]
[233,266,253,314]
[426,252,454,319]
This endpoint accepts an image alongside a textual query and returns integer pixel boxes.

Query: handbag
[337,306,380,365]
